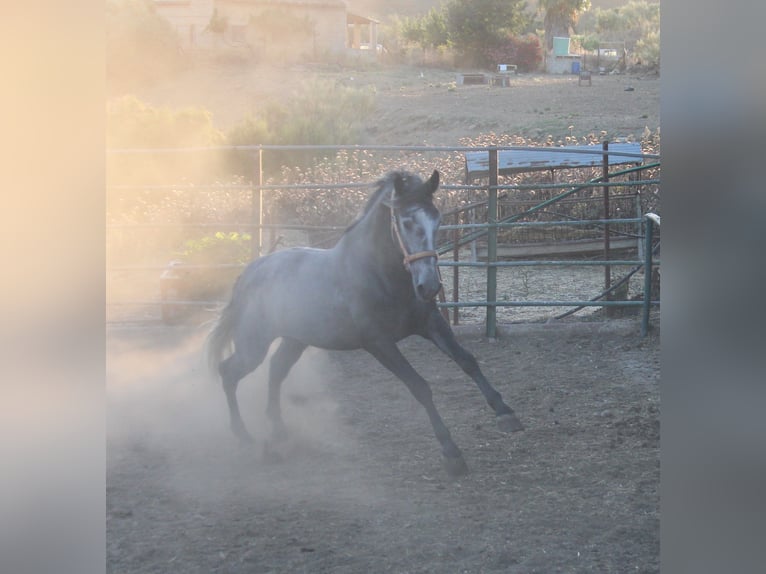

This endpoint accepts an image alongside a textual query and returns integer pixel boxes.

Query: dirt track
[107,317,659,573]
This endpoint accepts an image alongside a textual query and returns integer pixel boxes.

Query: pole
[486,148,498,338]
[453,217,460,325]
[252,147,263,259]
[602,140,612,300]
[641,214,657,336]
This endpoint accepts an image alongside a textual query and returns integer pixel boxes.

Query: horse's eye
[402,220,414,231]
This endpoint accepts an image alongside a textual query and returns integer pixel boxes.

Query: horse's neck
[337,204,400,266]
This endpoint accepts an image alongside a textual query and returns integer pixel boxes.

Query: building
[153,0,217,50]
[545,36,582,75]
[153,0,378,60]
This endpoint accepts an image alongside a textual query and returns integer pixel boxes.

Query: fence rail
[107,143,660,335]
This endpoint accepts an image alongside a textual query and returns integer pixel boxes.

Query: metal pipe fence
[106,143,660,334]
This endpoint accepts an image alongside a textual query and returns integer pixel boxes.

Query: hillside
[128,59,660,146]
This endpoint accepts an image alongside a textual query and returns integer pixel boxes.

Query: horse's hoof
[270,425,290,444]
[497,413,524,433]
[233,427,255,446]
[263,444,284,464]
[442,455,470,477]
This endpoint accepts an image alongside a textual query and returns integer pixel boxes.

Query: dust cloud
[107,325,373,506]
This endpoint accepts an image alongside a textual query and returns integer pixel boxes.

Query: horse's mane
[342,171,406,236]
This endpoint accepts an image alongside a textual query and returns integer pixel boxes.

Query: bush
[174,231,253,300]
[446,0,530,67]
[485,34,543,73]
[224,79,376,175]
[106,95,227,185]
[634,29,660,70]
[107,95,224,149]
[179,231,253,265]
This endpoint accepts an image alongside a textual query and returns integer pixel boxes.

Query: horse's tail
[205,277,245,374]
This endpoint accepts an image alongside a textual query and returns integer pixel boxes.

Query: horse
[206,169,523,476]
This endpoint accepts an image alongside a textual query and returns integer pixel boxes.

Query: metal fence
[106,143,660,335]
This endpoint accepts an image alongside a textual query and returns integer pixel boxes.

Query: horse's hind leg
[219,342,269,444]
[424,308,523,433]
[266,338,306,442]
[365,340,469,477]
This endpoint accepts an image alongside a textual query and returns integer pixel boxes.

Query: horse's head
[388,170,442,301]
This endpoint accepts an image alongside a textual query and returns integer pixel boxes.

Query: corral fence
[106,143,660,336]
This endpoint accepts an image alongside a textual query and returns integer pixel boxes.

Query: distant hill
[347,1,648,20]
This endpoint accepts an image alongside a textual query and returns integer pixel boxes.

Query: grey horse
[207,169,523,476]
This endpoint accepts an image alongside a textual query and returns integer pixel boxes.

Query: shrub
[107,95,224,149]
[485,34,543,72]
[175,231,253,300]
[446,0,530,67]
[634,29,660,70]
[106,95,227,185]
[179,231,253,265]
[224,79,376,175]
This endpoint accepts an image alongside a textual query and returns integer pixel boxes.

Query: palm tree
[539,0,591,52]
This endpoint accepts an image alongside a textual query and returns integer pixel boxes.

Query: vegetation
[445,0,530,66]
[106,0,184,94]
[107,77,376,182]
[174,232,252,300]
[104,0,661,312]
[538,0,592,52]
[592,1,660,68]
[385,0,659,71]
[396,7,449,59]
[485,34,543,73]
[225,78,376,173]
[386,0,531,67]
[107,95,224,149]
[561,1,660,70]
[107,128,660,305]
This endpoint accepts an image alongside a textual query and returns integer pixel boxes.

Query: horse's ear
[393,172,406,195]
[384,172,404,207]
[426,170,440,195]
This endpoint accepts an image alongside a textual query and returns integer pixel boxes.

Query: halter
[389,190,439,271]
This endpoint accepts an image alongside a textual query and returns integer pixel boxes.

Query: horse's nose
[416,280,441,301]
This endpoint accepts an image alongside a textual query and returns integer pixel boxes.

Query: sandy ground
[107,318,659,573]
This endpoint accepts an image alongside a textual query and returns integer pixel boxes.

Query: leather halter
[389,193,438,271]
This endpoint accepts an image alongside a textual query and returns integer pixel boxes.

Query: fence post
[602,140,612,296]
[486,147,498,338]
[252,147,263,259]
[453,219,460,325]
[641,213,659,336]
[636,193,644,260]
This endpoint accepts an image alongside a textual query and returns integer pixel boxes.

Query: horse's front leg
[423,308,524,433]
[364,339,469,477]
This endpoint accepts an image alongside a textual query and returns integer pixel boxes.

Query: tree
[399,15,425,49]
[593,1,660,68]
[106,0,182,92]
[595,1,660,45]
[423,7,449,52]
[395,8,448,60]
[538,0,591,53]
[446,0,529,66]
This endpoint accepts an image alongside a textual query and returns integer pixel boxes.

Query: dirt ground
[108,57,660,573]
[106,316,659,573]
[133,57,660,145]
